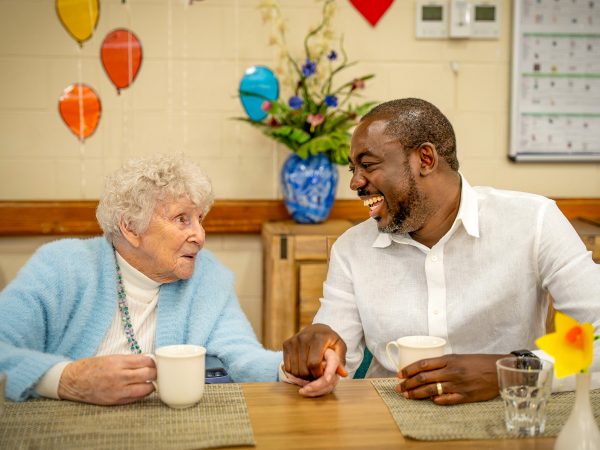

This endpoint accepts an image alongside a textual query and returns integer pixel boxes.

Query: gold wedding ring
[436,382,443,396]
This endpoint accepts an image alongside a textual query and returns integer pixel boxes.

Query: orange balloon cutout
[58,83,101,142]
[56,0,99,46]
[101,29,143,94]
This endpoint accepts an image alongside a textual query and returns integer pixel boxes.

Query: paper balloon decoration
[56,0,99,46]
[101,29,143,94]
[58,83,101,141]
[349,0,394,27]
[239,66,279,122]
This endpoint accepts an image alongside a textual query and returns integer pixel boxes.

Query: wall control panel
[415,0,448,39]
[470,1,501,38]
[416,0,500,39]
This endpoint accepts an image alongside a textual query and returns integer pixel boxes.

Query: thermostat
[416,0,448,39]
[471,1,500,39]
[450,0,500,39]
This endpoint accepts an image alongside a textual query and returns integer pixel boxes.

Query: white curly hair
[96,154,214,243]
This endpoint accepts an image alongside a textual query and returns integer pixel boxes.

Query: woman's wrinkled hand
[58,354,156,405]
[282,323,347,380]
[296,349,346,397]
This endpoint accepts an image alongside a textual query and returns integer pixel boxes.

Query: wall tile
[384,63,455,112]
[0,111,62,158]
[456,63,509,112]
[0,58,48,110]
[0,158,56,198]
[453,111,499,161]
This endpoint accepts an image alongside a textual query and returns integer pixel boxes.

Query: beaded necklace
[115,257,143,354]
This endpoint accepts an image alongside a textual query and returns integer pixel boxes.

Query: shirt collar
[457,175,480,238]
[371,173,480,249]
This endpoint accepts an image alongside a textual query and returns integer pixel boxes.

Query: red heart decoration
[349,0,394,27]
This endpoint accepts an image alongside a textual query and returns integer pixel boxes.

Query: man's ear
[118,218,141,248]
[417,142,438,176]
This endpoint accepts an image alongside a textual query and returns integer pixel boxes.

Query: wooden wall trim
[0,198,599,236]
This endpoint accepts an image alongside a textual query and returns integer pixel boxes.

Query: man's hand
[396,354,508,405]
[284,349,344,397]
[282,323,348,380]
[58,354,156,405]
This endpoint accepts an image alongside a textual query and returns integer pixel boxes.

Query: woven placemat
[0,383,254,450]
[373,378,600,441]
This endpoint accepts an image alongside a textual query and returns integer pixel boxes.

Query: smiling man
[282,98,600,403]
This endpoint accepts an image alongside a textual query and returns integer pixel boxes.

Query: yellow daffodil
[535,311,595,378]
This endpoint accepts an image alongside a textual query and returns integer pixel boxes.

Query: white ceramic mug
[385,335,447,372]
[149,344,206,409]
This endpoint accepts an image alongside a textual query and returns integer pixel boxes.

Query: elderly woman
[0,154,290,405]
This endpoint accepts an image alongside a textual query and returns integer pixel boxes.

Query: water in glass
[501,385,548,435]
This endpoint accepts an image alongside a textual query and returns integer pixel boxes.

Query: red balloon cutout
[101,28,143,94]
[349,0,394,27]
[58,83,101,141]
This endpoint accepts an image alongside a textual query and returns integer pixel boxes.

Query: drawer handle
[280,235,287,260]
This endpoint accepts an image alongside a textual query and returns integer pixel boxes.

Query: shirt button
[433,309,439,315]
[431,255,438,262]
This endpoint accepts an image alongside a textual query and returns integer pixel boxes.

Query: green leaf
[271,126,312,145]
[355,101,378,116]
[294,129,351,165]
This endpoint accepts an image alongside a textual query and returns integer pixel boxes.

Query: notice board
[510,0,600,161]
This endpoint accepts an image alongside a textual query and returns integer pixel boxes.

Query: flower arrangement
[535,311,600,447]
[240,0,376,165]
[535,311,598,378]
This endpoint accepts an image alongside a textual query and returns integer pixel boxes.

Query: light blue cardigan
[0,237,283,401]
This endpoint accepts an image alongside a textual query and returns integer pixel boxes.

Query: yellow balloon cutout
[56,0,99,46]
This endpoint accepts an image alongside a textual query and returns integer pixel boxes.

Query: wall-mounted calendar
[510,0,600,161]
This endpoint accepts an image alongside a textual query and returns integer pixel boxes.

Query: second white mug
[385,335,447,372]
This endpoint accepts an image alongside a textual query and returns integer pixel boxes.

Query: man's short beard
[379,170,426,234]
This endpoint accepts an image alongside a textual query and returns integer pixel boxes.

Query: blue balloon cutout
[239,65,279,122]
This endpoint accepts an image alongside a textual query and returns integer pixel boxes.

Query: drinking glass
[496,356,553,436]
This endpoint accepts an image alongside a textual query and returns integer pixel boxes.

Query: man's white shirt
[314,176,600,390]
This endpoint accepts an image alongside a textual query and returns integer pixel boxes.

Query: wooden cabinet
[571,218,600,263]
[261,220,354,350]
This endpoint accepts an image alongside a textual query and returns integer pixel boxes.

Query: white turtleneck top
[35,251,161,398]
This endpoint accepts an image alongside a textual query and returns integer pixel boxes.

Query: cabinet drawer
[294,235,329,260]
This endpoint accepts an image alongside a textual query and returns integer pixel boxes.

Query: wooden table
[222,379,555,450]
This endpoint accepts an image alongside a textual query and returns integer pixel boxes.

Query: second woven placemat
[373,378,600,441]
[0,383,254,450]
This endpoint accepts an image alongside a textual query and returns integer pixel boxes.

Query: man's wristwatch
[510,349,542,369]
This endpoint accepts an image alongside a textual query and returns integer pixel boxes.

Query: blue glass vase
[280,152,338,224]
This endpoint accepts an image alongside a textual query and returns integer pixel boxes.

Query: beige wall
[1,0,599,340]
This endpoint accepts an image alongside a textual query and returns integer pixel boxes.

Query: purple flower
[327,50,337,61]
[302,59,316,77]
[325,95,338,107]
[261,100,273,112]
[288,96,304,110]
